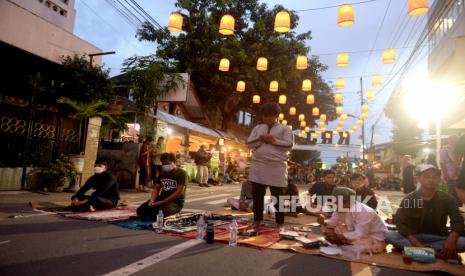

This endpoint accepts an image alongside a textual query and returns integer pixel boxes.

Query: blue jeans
[385,231,465,252]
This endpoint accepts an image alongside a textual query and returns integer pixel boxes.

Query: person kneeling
[70,159,120,212]
[385,164,465,260]
[317,187,387,254]
[137,153,187,220]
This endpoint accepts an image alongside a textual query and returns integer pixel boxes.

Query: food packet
[403,246,436,263]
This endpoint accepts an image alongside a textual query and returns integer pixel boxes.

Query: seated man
[70,159,120,212]
[137,153,187,220]
[350,173,378,210]
[309,170,336,208]
[226,179,253,212]
[317,187,387,254]
[385,164,465,260]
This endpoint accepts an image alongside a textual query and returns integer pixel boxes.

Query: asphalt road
[0,185,429,276]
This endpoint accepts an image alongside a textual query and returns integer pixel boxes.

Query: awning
[156,110,222,138]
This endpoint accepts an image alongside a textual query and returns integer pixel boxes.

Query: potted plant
[40,154,78,192]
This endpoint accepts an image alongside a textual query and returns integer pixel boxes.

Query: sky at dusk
[73,0,431,163]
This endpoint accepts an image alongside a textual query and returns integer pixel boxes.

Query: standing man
[70,159,120,212]
[246,103,293,231]
[138,137,153,192]
[195,145,211,187]
[440,135,461,200]
[137,153,187,220]
[150,137,165,186]
[401,155,416,194]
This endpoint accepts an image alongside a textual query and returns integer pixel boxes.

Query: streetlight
[88,51,116,66]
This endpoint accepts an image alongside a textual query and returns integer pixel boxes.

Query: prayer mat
[63,207,137,221]
[214,223,281,248]
[108,218,154,230]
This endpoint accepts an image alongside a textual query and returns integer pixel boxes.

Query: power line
[295,0,379,12]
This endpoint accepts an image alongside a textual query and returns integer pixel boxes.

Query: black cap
[95,158,108,166]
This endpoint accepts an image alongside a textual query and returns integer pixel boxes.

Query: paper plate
[320,246,342,256]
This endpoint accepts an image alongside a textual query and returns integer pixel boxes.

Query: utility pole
[88,51,116,67]
[360,77,366,161]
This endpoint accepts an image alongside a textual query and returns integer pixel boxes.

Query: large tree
[136,0,335,130]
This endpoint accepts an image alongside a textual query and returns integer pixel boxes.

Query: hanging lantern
[361,103,369,113]
[257,57,268,71]
[337,52,349,67]
[383,49,396,64]
[408,0,428,16]
[319,121,325,128]
[279,95,287,104]
[320,114,327,122]
[219,14,235,35]
[299,114,305,122]
[312,107,320,116]
[274,11,291,33]
[341,114,348,121]
[343,132,348,138]
[316,130,321,136]
[357,119,363,125]
[236,81,245,92]
[349,130,354,135]
[305,126,310,133]
[372,75,382,86]
[289,107,296,115]
[335,77,345,90]
[337,127,343,132]
[269,80,279,92]
[296,56,308,70]
[333,130,338,135]
[338,4,355,27]
[321,126,326,132]
[300,121,306,128]
[278,113,284,120]
[353,125,359,130]
[336,106,343,115]
[311,133,317,139]
[325,132,331,139]
[362,113,368,120]
[306,94,315,105]
[335,93,343,104]
[282,120,288,125]
[219,58,230,72]
[337,121,344,127]
[302,79,312,92]
[168,12,183,32]
[366,90,374,101]
[252,95,260,104]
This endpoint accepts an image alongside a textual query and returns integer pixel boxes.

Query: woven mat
[63,207,137,221]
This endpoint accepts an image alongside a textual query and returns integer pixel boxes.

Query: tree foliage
[57,97,114,123]
[136,0,335,130]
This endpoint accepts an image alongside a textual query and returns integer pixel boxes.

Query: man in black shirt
[350,173,377,210]
[309,170,336,207]
[70,159,120,211]
[137,153,187,220]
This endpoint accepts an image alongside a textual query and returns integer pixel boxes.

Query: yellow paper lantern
[302,79,312,92]
[341,114,348,121]
[335,93,343,104]
[349,130,354,135]
[321,126,326,132]
[219,58,230,72]
[236,81,245,92]
[289,107,296,115]
[316,130,321,136]
[325,132,331,139]
[337,52,349,67]
[274,11,290,33]
[306,94,315,105]
[296,56,308,70]
[408,0,428,16]
[299,114,305,122]
[300,131,306,137]
[311,133,317,139]
[361,103,369,113]
[372,75,382,86]
[353,125,359,130]
[343,132,348,138]
[319,121,325,128]
[337,127,343,132]
[300,121,306,128]
[269,80,279,92]
[305,127,310,133]
[357,119,363,125]
[320,114,327,122]
[282,120,288,125]
[336,106,343,115]
[383,49,396,64]
[338,4,355,27]
[335,77,345,90]
[252,95,260,104]
[312,107,320,116]
[219,14,235,35]
[168,12,183,32]
[366,90,374,101]
[337,121,344,127]
[278,113,284,120]
[279,95,287,105]
[333,130,338,135]
[257,57,268,71]
[362,113,368,120]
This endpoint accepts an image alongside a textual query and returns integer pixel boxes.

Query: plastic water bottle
[156,210,164,233]
[229,218,238,247]
[196,215,206,240]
